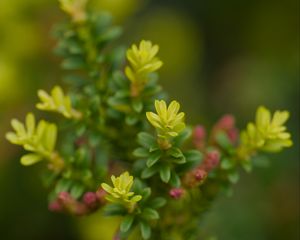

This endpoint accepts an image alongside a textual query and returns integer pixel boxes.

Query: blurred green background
[0,0,299,239]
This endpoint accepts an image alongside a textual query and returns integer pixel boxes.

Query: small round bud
[48,200,63,212]
[217,115,235,130]
[227,128,239,144]
[206,150,220,167]
[83,192,98,209]
[169,188,185,199]
[96,188,107,204]
[193,125,206,149]
[201,150,220,171]
[58,191,72,202]
[194,168,207,181]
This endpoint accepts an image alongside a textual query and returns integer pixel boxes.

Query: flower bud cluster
[48,189,106,215]
[212,114,239,145]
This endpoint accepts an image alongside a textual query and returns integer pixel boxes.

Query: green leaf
[103,204,127,216]
[94,12,112,32]
[184,150,203,163]
[55,178,72,194]
[61,57,85,70]
[132,101,143,113]
[120,215,134,233]
[42,171,59,187]
[141,188,151,200]
[228,171,240,184]
[133,148,149,158]
[140,221,151,240]
[160,165,171,183]
[116,89,130,98]
[20,154,43,166]
[168,148,187,164]
[149,146,159,152]
[173,127,192,146]
[168,147,183,158]
[141,167,157,179]
[142,208,159,220]
[169,172,181,187]
[221,158,235,170]
[150,197,167,209]
[125,115,138,126]
[171,156,186,164]
[113,71,127,88]
[146,150,162,167]
[143,84,162,96]
[137,132,156,148]
[70,182,85,199]
[107,96,127,106]
[216,132,232,150]
[63,75,86,87]
[98,26,122,42]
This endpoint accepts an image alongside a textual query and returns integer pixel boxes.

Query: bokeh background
[0,0,299,239]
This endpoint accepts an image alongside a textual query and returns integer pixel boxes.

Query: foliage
[5,1,293,239]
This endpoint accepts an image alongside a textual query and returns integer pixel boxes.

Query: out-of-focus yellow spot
[78,210,140,240]
[0,59,19,103]
[78,211,121,240]
[134,8,202,79]
[92,0,142,23]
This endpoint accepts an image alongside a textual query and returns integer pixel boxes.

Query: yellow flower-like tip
[125,40,163,85]
[146,100,186,139]
[58,0,88,22]
[240,106,293,155]
[6,113,58,166]
[36,85,80,119]
[101,172,142,204]
[256,106,291,140]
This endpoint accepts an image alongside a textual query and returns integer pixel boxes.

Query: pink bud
[193,125,206,149]
[227,128,239,144]
[74,203,88,216]
[169,188,185,199]
[83,192,98,209]
[48,200,63,212]
[207,150,220,166]
[58,191,72,202]
[96,188,107,204]
[202,150,220,171]
[58,191,88,216]
[217,114,235,130]
[194,168,207,181]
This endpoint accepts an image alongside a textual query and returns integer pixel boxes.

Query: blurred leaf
[142,208,159,220]
[70,182,85,199]
[120,215,134,233]
[20,153,42,166]
[140,221,151,239]
[137,132,156,148]
[133,147,149,158]
[149,197,167,209]
[55,178,73,194]
[228,171,240,184]
[146,150,162,167]
[160,165,171,183]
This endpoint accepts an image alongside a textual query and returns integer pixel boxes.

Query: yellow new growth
[36,85,81,119]
[238,106,293,159]
[59,0,88,22]
[125,40,163,96]
[101,172,142,209]
[146,100,186,141]
[6,113,63,170]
